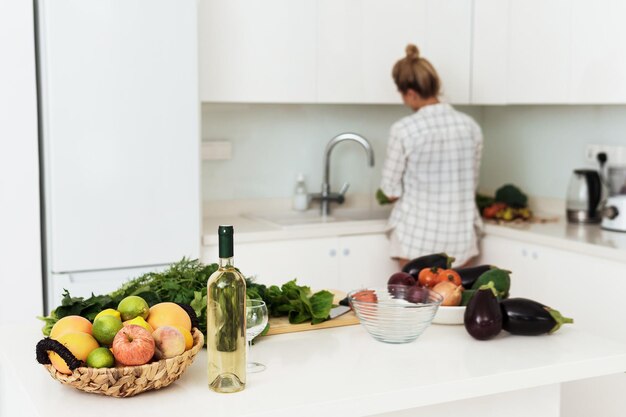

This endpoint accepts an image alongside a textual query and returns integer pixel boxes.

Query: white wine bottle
[207,225,247,393]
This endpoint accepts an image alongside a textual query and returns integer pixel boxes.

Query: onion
[433,281,463,306]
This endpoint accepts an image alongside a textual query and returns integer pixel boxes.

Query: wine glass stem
[247,338,252,365]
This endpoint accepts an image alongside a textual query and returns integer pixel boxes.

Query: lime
[86,347,115,369]
[92,315,123,346]
[95,308,121,321]
[117,296,150,321]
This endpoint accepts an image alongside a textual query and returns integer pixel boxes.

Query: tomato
[483,203,507,219]
[437,269,462,286]
[418,267,442,288]
[352,290,377,303]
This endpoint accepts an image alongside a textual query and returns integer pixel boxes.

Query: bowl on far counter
[347,285,443,344]
[432,305,466,325]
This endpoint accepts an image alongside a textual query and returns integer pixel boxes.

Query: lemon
[92,315,123,347]
[117,296,150,321]
[95,308,121,321]
[86,347,115,369]
[123,316,154,333]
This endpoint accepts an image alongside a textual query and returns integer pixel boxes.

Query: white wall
[479,105,626,198]
[0,0,44,321]
[201,103,483,201]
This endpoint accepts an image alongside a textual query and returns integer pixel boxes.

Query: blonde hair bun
[405,44,419,60]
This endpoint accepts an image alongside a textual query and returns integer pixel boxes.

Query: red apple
[112,324,155,366]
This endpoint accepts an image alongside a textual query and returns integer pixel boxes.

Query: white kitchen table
[2,321,625,417]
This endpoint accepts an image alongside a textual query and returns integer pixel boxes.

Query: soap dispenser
[292,173,309,211]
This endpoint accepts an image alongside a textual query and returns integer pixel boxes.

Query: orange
[146,302,191,332]
[50,316,93,340]
[49,332,99,374]
[173,325,193,350]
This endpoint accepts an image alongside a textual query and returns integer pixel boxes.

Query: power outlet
[585,144,626,165]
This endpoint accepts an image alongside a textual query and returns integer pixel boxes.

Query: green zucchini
[471,268,511,299]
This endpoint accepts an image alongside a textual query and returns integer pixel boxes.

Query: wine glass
[246,299,269,373]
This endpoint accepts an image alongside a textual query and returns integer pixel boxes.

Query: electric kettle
[566,169,602,224]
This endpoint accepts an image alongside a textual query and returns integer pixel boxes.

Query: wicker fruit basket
[36,328,204,398]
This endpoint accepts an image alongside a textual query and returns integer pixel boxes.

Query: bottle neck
[219,257,234,268]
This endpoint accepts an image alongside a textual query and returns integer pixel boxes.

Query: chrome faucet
[310,133,375,216]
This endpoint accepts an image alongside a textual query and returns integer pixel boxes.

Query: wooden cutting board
[265,290,360,336]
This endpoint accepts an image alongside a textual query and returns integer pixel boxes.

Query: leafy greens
[39,259,335,338]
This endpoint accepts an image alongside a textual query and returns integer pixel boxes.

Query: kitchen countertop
[202,201,626,263]
[483,218,626,263]
[3,323,626,417]
[202,213,390,246]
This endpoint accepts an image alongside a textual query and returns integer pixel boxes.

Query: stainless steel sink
[244,207,390,228]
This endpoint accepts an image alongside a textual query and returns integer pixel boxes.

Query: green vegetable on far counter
[494,184,528,208]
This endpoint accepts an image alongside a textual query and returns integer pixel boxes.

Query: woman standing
[380,44,483,269]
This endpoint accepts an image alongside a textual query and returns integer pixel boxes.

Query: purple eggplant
[464,281,502,340]
[500,298,574,335]
[402,253,455,279]
[453,264,495,289]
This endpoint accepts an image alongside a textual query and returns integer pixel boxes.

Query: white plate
[432,305,466,325]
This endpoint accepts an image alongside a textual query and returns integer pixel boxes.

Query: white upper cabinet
[200,0,471,104]
[473,0,626,104]
[317,0,471,104]
[472,0,572,104]
[507,0,571,104]
[199,0,317,103]
[423,0,472,105]
[570,0,626,103]
[317,0,426,104]
[201,0,626,105]
[471,0,508,104]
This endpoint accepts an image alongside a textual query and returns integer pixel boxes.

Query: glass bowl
[347,285,443,344]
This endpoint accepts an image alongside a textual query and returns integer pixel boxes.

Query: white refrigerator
[36,0,200,312]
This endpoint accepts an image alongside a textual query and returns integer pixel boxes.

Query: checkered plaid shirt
[380,103,483,265]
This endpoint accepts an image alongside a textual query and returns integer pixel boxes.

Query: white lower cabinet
[477,234,626,417]
[201,233,396,293]
[338,234,397,291]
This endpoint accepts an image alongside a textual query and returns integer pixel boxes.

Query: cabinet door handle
[343,248,350,256]
[329,249,337,257]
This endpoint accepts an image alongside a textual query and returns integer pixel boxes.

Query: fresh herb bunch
[246,278,334,325]
[39,258,218,338]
